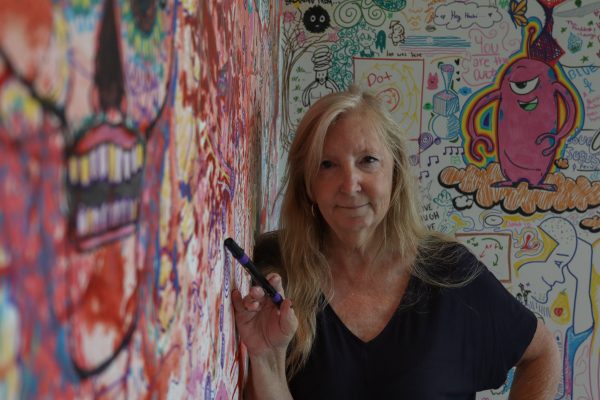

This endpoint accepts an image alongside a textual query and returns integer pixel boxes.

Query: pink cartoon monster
[467,1,577,191]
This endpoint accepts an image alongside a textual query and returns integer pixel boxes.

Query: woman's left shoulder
[415,238,484,284]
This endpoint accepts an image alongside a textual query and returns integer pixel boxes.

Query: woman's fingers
[232,289,250,315]
[266,273,285,297]
[231,276,298,355]
[242,286,264,310]
[278,298,298,337]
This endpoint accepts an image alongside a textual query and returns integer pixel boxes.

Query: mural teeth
[130,147,137,174]
[77,207,86,236]
[108,145,116,182]
[115,147,123,183]
[86,208,93,233]
[69,157,78,184]
[72,142,142,187]
[123,149,131,180]
[91,207,99,234]
[80,155,90,186]
[99,144,107,180]
[89,149,96,181]
[136,144,144,171]
[114,200,121,224]
[109,200,117,225]
[95,146,103,181]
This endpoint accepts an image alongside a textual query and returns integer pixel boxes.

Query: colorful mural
[273,0,600,398]
[0,0,280,398]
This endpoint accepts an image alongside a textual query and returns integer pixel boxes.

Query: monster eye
[509,77,539,95]
[310,15,316,22]
[319,15,326,22]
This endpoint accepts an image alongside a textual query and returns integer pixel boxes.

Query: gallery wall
[267,0,600,398]
[0,0,280,398]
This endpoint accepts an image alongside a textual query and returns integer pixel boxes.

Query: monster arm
[535,82,578,157]
[467,89,499,162]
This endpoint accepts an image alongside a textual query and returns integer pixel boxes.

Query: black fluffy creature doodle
[303,5,330,33]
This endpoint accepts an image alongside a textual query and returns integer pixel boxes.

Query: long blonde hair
[278,86,469,377]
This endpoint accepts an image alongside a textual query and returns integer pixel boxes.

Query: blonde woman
[232,86,560,399]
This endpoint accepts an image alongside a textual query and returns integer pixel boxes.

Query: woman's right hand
[232,273,298,358]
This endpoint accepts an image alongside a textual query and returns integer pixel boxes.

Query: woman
[232,86,560,399]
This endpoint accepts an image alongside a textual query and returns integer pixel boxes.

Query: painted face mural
[0,0,176,394]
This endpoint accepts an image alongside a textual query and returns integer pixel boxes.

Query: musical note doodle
[427,155,440,166]
[443,146,464,155]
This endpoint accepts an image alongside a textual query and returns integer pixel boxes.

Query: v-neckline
[325,274,415,345]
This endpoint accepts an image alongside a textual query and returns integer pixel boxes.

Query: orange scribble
[554,158,569,169]
[439,163,600,214]
[580,216,600,232]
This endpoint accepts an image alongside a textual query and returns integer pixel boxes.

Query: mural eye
[319,15,326,23]
[122,0,170,63]
[310,15,316,22]
[130,0,157,34]
[509,77,539,95]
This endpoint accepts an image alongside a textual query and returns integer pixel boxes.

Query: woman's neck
[325,235,406,281]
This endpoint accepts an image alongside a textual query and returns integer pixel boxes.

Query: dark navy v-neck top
[254,235,537,400]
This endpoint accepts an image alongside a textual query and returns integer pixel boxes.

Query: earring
[311,203,317,218]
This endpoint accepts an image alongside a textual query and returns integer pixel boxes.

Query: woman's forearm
[246,351,293,400]
[509,321,561,399]
[509,354,560,399]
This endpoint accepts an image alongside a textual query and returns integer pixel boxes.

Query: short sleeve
[455,250,538,389]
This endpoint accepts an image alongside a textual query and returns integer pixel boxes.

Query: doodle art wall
[0,0,280,398]
[271,0,600,398]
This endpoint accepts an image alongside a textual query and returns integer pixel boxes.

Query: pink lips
[337,204,367,209]
[75,124,137,154]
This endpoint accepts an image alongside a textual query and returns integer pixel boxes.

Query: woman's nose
[339,166,361,194]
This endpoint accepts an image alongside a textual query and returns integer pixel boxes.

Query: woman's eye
[320,160,333,169]
[362,156,379,164]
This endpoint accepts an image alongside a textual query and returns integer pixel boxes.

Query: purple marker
[224,237,283,307]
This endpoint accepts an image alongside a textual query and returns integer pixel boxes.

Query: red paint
[74,124,138,153]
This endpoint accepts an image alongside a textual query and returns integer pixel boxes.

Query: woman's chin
[329,223,378,243]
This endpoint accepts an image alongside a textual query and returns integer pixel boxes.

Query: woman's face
[311,112,394,245]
